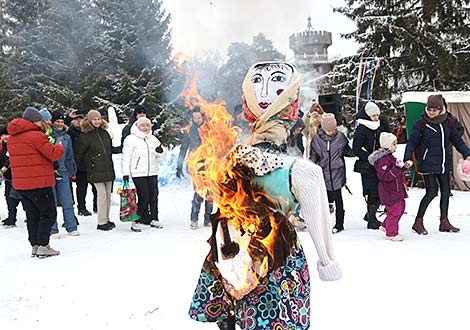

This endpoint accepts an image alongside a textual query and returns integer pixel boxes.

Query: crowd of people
[0,105,166,257]
[1,92,469,260]
[299,93,470,241]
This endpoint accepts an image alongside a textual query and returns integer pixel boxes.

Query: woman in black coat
[352,101,390,229]
[76,110,120,231]
[404,94,470,235]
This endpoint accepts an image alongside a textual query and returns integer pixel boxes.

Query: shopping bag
[119,181,140,222]
[457,159,470,182]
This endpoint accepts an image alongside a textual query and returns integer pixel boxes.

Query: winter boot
[31,245,39,257]
[97,222,115,231]
[332,225,344,234]
[439,218,460,233]
[150,220,163,229]
[78,209,92,216]
[216,315,236,330]
[386,234,404,241]
[131,222,142,232]
[366,204,382,229]
[36,245,60,258]
[190,221,198,230]
[412,217,428,235]
[333,209,345,234]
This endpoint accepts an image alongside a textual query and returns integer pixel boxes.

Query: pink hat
[321,113,337,131]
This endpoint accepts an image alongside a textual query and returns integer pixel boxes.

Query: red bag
[119,181,140,222]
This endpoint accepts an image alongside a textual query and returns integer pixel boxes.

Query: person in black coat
[404,94,470,235]
[76,110,119,231]
[352,101,391,229]
[66,110,97,216]
[0,126,23,227]
[121,104,148,148]
[287,118,305,157]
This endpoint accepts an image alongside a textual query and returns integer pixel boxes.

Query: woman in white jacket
[121,117,164,232]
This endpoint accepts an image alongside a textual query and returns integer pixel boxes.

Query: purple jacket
[368,149,407,206]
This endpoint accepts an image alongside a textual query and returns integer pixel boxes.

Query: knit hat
[39,108,52,121]
[365,102,380,117]
[135,117,151,127]
[51,111,65,123]
[87,110,101,121]
[135,104,147,114]
[23,107,43,123]
[321,113,337,131]
[379,132,397,150]
[427,94,444,110]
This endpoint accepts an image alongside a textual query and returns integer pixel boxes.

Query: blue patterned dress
[189,157,311,329]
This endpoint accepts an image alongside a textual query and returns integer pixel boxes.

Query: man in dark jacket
[0,126,23,227]
[7,107,64,257]
[121,104,148,147]
[66,109,97,215]
[404,94,470,235]
[176,108,213,229]
[352,101,390,229]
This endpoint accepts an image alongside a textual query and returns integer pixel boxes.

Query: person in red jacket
[7,107,64,258]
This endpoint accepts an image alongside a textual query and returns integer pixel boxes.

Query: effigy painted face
[251,63,293,112]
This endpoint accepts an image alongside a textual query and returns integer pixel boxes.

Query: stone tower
[289,17,333,76]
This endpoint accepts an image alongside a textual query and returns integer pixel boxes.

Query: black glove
[176,168,184,178]
[155,145,163,153]
[123,175,129,182]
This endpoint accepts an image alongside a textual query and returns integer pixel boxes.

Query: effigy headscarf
[242,61,300,146]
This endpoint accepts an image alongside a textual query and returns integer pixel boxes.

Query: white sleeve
[121,136,133,176]
[291,159,342,281]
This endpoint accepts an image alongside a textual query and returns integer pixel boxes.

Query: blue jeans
[191,192,213,226]
[51,176,77,234]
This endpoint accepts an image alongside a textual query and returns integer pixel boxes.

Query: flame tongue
[179,67,297,298]
[180,72,238,200]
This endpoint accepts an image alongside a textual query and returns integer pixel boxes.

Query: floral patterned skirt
[188,248,310,330]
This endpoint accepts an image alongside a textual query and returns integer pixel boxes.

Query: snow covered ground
[1,149,470,330]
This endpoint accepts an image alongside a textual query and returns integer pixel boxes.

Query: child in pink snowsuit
[368,132,408,241]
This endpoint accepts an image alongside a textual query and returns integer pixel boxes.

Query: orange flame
[179,70,296,298]
[180,71,238,200]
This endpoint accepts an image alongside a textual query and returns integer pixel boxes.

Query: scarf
[357,118,381,131]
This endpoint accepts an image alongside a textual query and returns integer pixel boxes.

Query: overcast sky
[161,0,358,60]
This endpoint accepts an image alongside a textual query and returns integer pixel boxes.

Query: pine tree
[321,0,470,120]
[0,0,52,121]
[216,33,285,113]
[0,0,183,146]
[88,0,184,146]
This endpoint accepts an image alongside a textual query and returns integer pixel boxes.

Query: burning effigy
[187,61,342,330]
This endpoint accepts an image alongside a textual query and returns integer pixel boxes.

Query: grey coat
[310,129,355,191]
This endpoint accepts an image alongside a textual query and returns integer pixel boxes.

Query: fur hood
[368,148,391,166]
[80,118,109,134]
